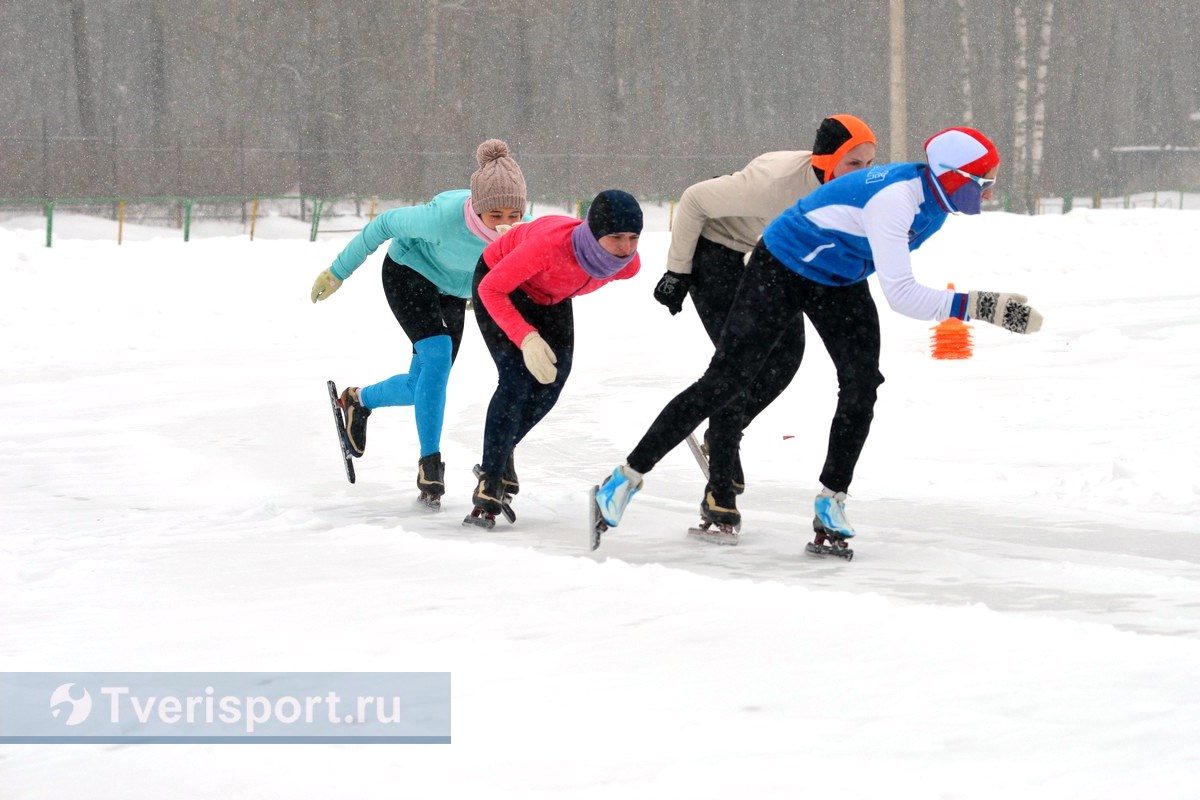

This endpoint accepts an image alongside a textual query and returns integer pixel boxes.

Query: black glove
[653,271,691,315]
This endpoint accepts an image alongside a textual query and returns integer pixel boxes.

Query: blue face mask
[949,180,985,215]
[938,164,996,215]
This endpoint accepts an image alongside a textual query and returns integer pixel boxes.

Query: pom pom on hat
[476,138,509,166]
[470,138,527,214]
[924,127,1000,195]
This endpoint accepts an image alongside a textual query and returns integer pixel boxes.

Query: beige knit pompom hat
[470,139,527,214]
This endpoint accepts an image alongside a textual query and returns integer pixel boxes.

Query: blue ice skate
[595,466,642,527]
[589,465,642,551]
[808,491,855,561]
[813,491,855,538]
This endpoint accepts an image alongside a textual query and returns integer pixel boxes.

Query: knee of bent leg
[414,335,453,381]
[838,366,885,408]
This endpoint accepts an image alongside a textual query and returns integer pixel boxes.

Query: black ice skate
[686,429,745,494]
[687,483,741,546]
[335,385,371,457]
[325,380,356,484]
[415,452,445,511]
[502,453,519,497]
[462,465,516,530]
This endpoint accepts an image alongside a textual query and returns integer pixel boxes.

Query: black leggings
[472,258,575,478]
[382,254,467,359]
[688,236,806,488]
[628,242,884,494]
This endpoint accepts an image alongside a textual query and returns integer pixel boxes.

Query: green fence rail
[3,191,1194,247]
[0,195,409,247]
[0,194,557,247]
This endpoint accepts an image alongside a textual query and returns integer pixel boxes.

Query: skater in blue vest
[651,113,877,529]
[592,127,1044,551]
[311,139,528,508]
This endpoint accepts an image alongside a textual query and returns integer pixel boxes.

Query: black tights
[472,258,575,478]
[628,242,884,494]
[688,237,805,489]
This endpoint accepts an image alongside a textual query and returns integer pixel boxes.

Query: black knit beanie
[812,117,853,157]
[587,189,643,238]
[810,114,876,184]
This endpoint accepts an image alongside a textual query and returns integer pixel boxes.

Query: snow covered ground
[2,208,1199,798]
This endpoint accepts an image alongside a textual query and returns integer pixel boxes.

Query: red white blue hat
[924,127,1000,194]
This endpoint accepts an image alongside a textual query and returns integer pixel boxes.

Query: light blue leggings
[358,334,453,457]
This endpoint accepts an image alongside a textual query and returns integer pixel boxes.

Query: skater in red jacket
[464,190,643,528]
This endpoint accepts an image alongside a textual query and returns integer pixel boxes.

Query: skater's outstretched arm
[309,201,448,303]
[328,202,446,282]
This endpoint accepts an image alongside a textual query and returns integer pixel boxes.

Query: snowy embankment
[1,209,1199,798]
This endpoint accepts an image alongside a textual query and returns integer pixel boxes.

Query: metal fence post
[183,200,193,242]
[44,202,54,248]
[309,198,324,242]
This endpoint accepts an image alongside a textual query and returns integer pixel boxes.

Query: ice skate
[806,490,855,560]
[688,429,745,494]
[593,465,642,528]
[335,386,371,457]
[688,482,741,545]
[415,452,445,511]
[463,466,515,529]
[590,465,643,551]
[325,380,356,484]
[502,453,519,497]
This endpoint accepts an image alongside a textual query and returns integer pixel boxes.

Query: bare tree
[956,0,974,124]
[64,0,98,141]
[1029,0,1055,195]
[1011,0,1031,212]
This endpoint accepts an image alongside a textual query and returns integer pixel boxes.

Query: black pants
[629,242,884,494]
[472,258,575,477]
[382,254,467,359]
[688,236,806,490]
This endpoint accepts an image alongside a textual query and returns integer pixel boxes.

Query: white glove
[310,269,343,303]
[521,332,558,384]
[967,290,1043,334]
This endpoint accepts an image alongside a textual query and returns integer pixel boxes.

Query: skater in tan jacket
[650,115,877,522]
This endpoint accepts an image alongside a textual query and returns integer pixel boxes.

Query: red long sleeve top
[478,216,642,346]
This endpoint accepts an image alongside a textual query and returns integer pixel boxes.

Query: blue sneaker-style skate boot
[808,490,855,560]
[594,465,643,528]
[589,465,643,551]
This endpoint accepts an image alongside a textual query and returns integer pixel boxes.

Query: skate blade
[687,525,739,546]
[471,464,516,524]
[461,509,496,530]
[415,494,443,513]
[588,485,607,551]
[684,433,710,481]
[326,380,357,484]
[804,541,854,561]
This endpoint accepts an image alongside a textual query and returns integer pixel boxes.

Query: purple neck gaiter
[571,222,634,279]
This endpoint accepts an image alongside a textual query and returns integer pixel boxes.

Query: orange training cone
[931,283,973,359]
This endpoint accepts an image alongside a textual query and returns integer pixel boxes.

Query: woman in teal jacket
[310,139,528,508]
